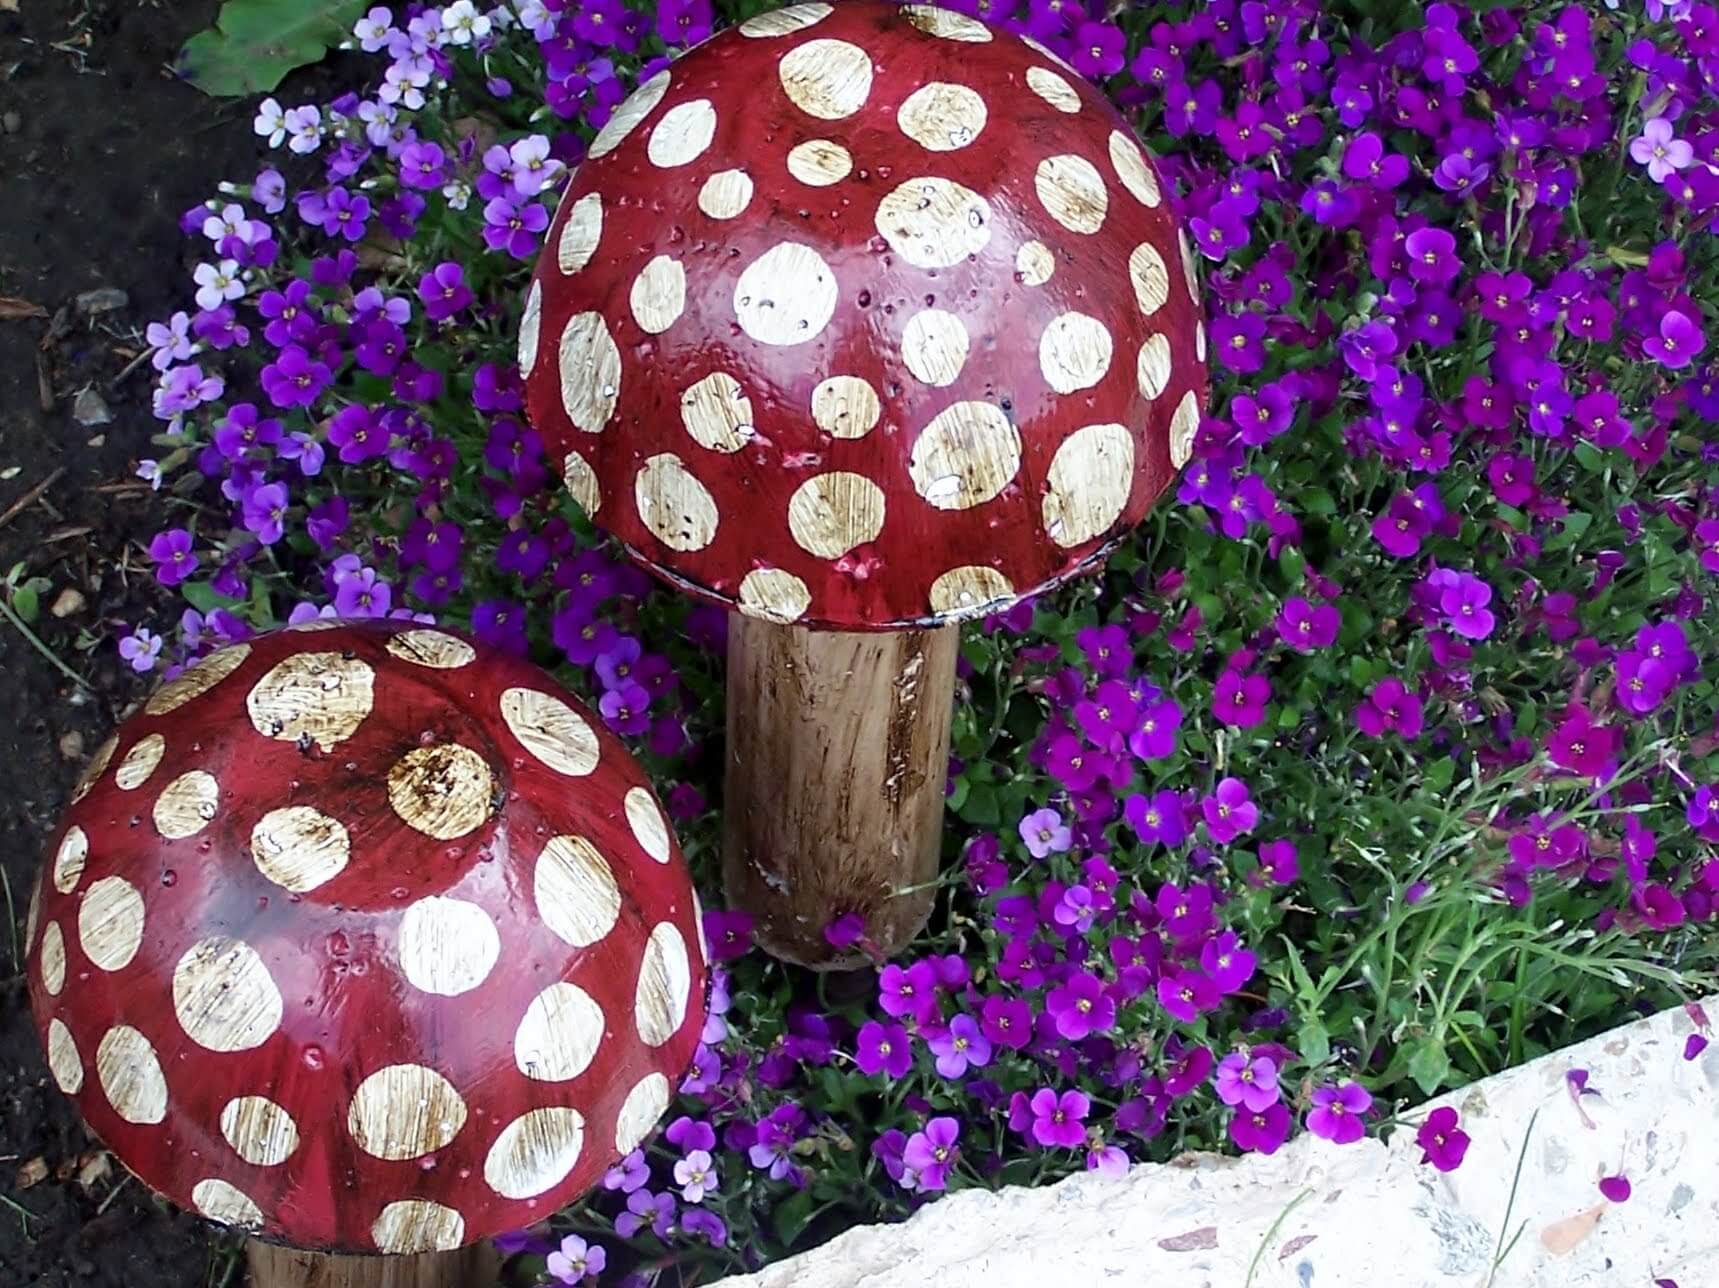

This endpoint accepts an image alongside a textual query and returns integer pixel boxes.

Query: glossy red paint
[521,0,1207,631]
[25,619,705,1254]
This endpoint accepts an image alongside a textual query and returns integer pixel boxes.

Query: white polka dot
[52,826,88,894]
[372,1200,465,1254]
[648,99,717,168]
[1043,423,1135,547]
[625,785,672,863]
[698,168,753,219]
[929,566,1015,617]
[1137,333,1172,400]
[399,897,500,996]
[39,921,65,995]
[1109,130,1162,208]
[535,834,621,948]
[635,452,721,552]
[897,82,987,151]
[788,472,886,558]
[734,241,839,346]
[557,192,603,274]
[615,1072,670,1154]
[484,1107,586,1200]
[46,1018,82,1094]
[740,1,830,35]
[908,401,1023,511]
[738,567,812,623]
[251,806,349,893]
[348,1064,468,1161]
[1027,66,1080,113]
[71,734,116,802]
[680,372,755,453]
[192,1179,264,1230]
[514,981,605,1082]
[173,936,284,1053]
[635,921,692,1047]
[1016,240,1055,286]
[1039,311,1114,394]
[1129,242,1170,317]
[501,688,600,776]
[588,70,670,159]
[284,619,341,632]
[78,876,145,972]
[778,38,873,120]
[114,734,166,790]
[901,4,991,40]
[811,375,880,439]
[1169,389,1201,469]
[875,177,991,270]
[388,744,494,841]
[144,643,251,715]
[786,138,854,186]
[1179,226,1200,300]
[246,652,375,751]
[385,629,476,669]
[518,278,542,377]
[692,889,710,964]
[23,874,41,954]
[563,449,602,516]
[96,1025,167,1124]
[902,310,970,387]
[558,311,622,433]
[220,1096,300,1166]
[1035,154,1108,234]
[153,769,219,839]
[1195,320,1207,363]
[630,254,687,334]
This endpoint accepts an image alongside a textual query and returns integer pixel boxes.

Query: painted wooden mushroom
[24,619,705,1288]
[520,1,1206,968]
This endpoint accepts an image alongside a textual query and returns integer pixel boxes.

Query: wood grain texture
[722,617,958,968]
[246,1240,501,1288]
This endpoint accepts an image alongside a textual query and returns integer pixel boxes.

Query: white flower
[442,180,472,211]
[200,202,247,244]
[135,460,163,492]
[253,97,287,147]
[354,5,394,51]
[284,105,323,155]
[192,259,244,311]
[514,0,553,37]
[441,0,491,44]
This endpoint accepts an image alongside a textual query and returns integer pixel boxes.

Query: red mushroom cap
[25,620,706,1254]
[521,1,1206,631]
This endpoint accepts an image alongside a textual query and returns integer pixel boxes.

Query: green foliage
[177,0,365,96]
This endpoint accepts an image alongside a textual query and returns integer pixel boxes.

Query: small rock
[50,586,86,618]
[59,730,85,760]
[1,111,20,134]
[74,287,129,316]
[71,388,112,426]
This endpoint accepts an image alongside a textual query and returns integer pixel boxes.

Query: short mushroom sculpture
[521,0,1206,967]
[24,620,705,1288]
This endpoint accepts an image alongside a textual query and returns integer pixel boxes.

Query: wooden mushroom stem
[247,1240,501,1288]
[722,615,959,969]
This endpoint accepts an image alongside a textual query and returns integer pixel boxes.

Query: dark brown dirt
[0,4,334,1284]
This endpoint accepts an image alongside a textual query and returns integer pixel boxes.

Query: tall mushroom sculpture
[24,620,705,1288]
[521,0,1206,968]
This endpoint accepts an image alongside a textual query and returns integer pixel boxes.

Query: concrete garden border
[712,997,1717,1287]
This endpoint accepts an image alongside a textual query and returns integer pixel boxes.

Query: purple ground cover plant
[111,0,1719,1280]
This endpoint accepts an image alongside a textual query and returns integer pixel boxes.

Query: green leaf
[1423,757,1456,793]
[1408,1038,1451,1096]
[771,1186,818,1247]
[11,583,39,623]
[181,581,245,614]
[1299,1017,1331,1066]
[177,0,365,97]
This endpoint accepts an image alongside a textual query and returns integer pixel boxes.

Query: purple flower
[1201,777,1259,845]
[118,628,164,673]
[1213,670,1270,728]
[1125,789,1187,846]
[981,994,1033,1050]
[672,1150,718,1203]
[1630,118,1693,183]
[1128,698,1182,761]
[545,1235,605,1284]
[747,1105,806,1181]
[855,1021,912,1079]
[903,1117,960,1191]
[260,345,331,409]
[1415,1107,1470,1173]
[334,567,392,618]
[1214,1052,1280,1112]
[1019,806,1073,858]
[148,528,199,586]
[241,482,290,545]
[1069,20,1125,78]
[1200,931,1257,994]
[602,1150,649,1193]
[598,680,651,736]
[680,1207,728,1246]
[1438,573,1496,640]
[1277,597,1340,652]
[927,1014,992,1077]
[1157,968,1219,1023]
[1046,971,1115,1041]
[481,194,550,258]
[1354,677,1424,739]
[1306,1082,1373,1145]
[1644,310,1706,371]
[399,139,448,189]
[418,261,473,321]
[879,960,939,1025]
[1231,1102,1291,1154]
[1028,1088,1089,1148]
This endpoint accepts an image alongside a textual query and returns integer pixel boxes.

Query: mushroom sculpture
[24,620,705,1288]
[520,0,1206,967]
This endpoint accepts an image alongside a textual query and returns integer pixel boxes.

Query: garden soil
[0,5,344,1284]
